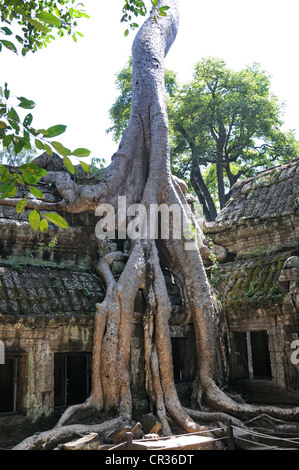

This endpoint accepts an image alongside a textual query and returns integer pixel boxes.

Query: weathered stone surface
[139,413,162,434]
[59,432,99,450]
[110,426,134,444]
[132,434,216,450]
[0,265,105,317]
[205,160,299,257]
[205,161,299,402]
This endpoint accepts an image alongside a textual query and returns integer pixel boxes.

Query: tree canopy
[169,57,299,220]
[108,56,299,221]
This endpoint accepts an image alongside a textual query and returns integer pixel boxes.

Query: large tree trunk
[190,164,218,221]
[9,0,299,449]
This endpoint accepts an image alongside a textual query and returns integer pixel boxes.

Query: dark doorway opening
[0,356,20,414]
[232,330,272,380]
[250,330,272,379]
[171,338,188,382]
[54,353,91,407]
[232,332,249,380]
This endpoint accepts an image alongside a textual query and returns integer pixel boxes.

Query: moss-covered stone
[210,251,293,311]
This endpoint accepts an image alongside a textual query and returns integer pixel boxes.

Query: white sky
[1,0,299,164]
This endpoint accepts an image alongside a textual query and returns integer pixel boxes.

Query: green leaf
[14,173,24,186]
[8,118,20,133]
[159,6,170,13]
[35,139,44,150]
[23,113,33,127]
[25,17,50,33]
[29,185,43,199]
[3,135,12,147]
[72,147,91,158]
[6,0,22,6]
[44,144,52,156]
[7,107,20,122]
[52,141,71,157]
[19,163,48,185]
[0,181,10,197]
[0,181,17,199]
[0,27,13,35]
[63,155,75,174]
[0,166,10,183]
[0,40,17,53]
[4,83,9,100]
[80,161,90,173]
[40,218,49,232]
[44,212,68,229]
[36,12,62,27]
[16,198,28,213]
[43,124,66,138]
[14,139,25,154]
[7,183,17,197]
[17,96,35,109]
[124,29,129,37]
[15,35,23,44]
[29,209,40,231]
[23,129,30,142]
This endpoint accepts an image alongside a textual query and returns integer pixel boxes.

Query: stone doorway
[171,337,188,381]
[232,330,272,380]
[54,353,92,408]
[0,356,20,414]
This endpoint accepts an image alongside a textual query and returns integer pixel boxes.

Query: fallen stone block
[59,433,99,450]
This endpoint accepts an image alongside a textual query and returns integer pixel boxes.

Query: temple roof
[212,159,299,227]
[0,264,104,318]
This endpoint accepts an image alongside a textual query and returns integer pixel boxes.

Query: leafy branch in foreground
[0,82,91,232]
[0,161,69,231]
[0,0,89,56]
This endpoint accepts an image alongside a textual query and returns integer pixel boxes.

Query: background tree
[0,144,37,165]
[108,56,299,221]
[169,57,299,220]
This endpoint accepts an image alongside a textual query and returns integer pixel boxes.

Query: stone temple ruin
[205,159,299,404]
[0,156,299,447]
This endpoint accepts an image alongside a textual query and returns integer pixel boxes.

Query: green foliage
[168,58,299,217]
[0,81,91,162]
[107,56,299,221]
[0,143,37,165]
[121,0,170,36]
[0,0,91,232]
[0,0,89,56]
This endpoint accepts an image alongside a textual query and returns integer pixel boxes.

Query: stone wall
[2,155,299,428]
[205,160,299,403]
[1,316,94,418]
[0,162,193,425]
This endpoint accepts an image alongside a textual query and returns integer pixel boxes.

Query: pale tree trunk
[9,0,299,450]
